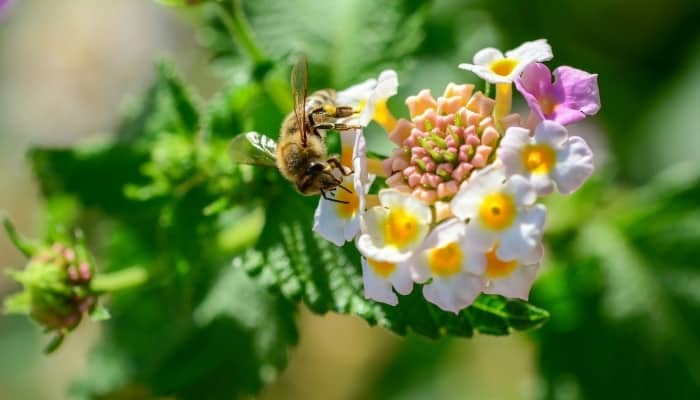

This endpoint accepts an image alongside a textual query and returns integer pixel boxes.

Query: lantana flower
[483,243,541,300]
[337,69,399,129]
[451,166,546,263]
[356,189,432,262]
[313,130,373,246]
[458,39,553,84]
[498,121,594,195]
[361,257,413,306]
[515,62,600,125]
[409,219,487,313]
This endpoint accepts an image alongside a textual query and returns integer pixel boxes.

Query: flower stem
[493,83,512,128]
[1,211,38,258]
[90,266,148,293]
[215,0,268,66]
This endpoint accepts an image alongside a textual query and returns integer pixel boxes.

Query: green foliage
[530,164,700,399]
[24,15,550,394]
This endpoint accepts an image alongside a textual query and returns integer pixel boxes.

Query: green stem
[90,266,148,293]
[1,211,38,258]
[216,0,268,65]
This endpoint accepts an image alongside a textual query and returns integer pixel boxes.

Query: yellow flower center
[523,144,556,174]
[479,192,516,230]
[538,96,558,116]
[485,247,518,279]
[367,258,396,278]
[335,189,359,219]
[383,207,420,248]
[427,242,463,277]
[490,58,519,77]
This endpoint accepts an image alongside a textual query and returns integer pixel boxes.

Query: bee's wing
[228,131,277,168]
[291,54,309,147]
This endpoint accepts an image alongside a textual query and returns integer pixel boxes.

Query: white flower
[409,218,486,313]
[498,120,594,195]
[337,70,399,126]
[451,165,546,262]
[361,257,413,306]
[482,242,541,300]
[356,189,432,263]
[313,130,373,246]
[458,39,553,84]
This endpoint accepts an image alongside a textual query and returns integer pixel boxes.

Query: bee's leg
[320,189,349,204]
[312,122,362,131]
[327,157,353,176]
[325,105,355,118]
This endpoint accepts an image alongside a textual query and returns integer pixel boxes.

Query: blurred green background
[1,0,700,399]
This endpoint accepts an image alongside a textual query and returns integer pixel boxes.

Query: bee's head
[296,162,339,195]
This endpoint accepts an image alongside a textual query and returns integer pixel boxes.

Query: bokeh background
[1,0,699,399]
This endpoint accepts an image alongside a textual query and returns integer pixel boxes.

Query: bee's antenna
[338,184,353,194]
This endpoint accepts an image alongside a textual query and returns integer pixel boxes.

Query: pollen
[489,58,519,77]
[383,207,420,248]
[335,190,359,219]
[427,242,463,277]
[368,258,396,278]
[522,144,556,174]
[485,247,518,279]
[479,192,516,230]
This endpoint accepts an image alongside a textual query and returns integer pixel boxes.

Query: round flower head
[409,218,486,313]
[458,39,553,84]
[361,257,414,306]
[313,130,373,246]
[498,121,594,195]
[356,189,432,263]
[515,63,600,125]
[382,83,520,222]
[483,243,541,300]
[451,165,546,262]
[337,70,399,129]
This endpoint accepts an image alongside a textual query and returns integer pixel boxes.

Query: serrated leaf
[241,190,549,339]
[244,0,429,86]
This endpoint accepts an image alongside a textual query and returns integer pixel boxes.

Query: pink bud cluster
[30,243,96,330]
[382,83,521,206]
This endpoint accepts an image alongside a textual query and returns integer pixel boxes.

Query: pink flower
[515,63,600,126]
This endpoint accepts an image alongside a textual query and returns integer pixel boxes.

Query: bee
[229,55,360,203]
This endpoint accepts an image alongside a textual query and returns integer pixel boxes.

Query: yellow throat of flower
[368,258,396,278]
[490,58,519,77]
[523,144,556,174]
[479,192,516,230]
[427,241,463,277]
[383,207,420,248]
[485,247,518,279]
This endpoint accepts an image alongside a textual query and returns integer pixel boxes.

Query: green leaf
[243,0,429,86]
[241,189,549,339]
[3,291,30,315]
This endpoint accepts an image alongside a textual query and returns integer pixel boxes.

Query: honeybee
[229,55,360,203]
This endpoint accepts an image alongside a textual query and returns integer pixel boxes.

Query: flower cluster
[1,215,112,352]
[314,39,600,313]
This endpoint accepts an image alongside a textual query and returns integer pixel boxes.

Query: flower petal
[504,39,553,65]
[361,258,398,305]
[472,47,505,66]
[552,136,594,194]
[554,66,601,116]
[484,263,540,300]
[423,274,483,313]
[534,120,568,148]
[497,204,546,261]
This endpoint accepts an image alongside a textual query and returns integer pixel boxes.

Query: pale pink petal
[485,263,540,300]
[552,136,594,194]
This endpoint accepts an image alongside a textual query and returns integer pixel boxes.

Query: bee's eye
[308,163,325,174]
